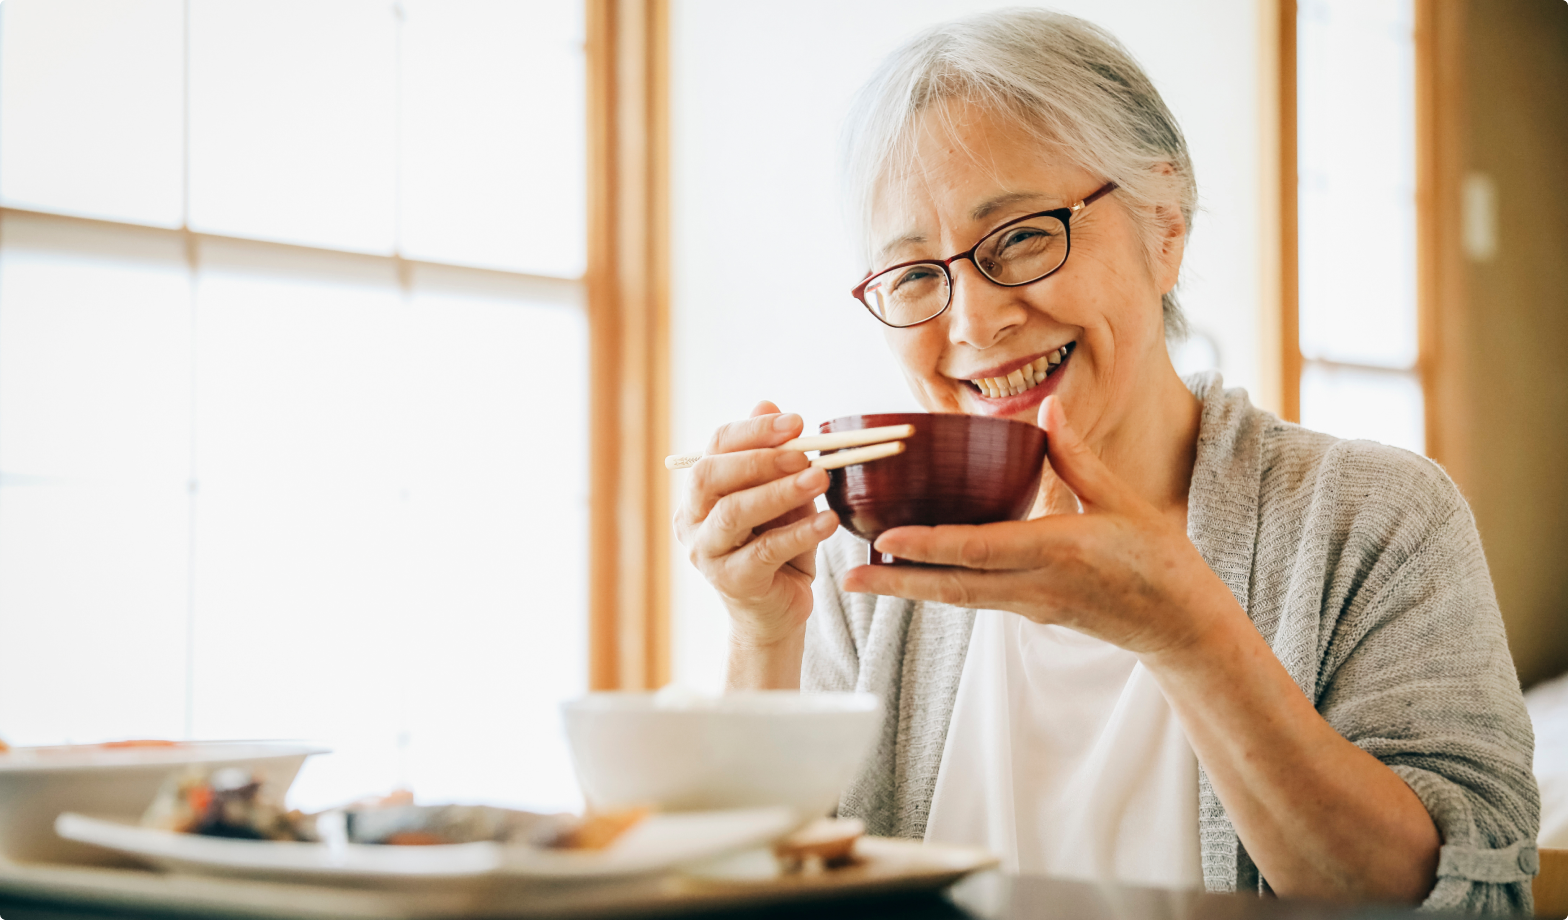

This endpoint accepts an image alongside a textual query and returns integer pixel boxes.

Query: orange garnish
[550,808,649,850]
[187,785,214,816]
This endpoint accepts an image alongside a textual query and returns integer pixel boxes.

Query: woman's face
[869,102,1183,445]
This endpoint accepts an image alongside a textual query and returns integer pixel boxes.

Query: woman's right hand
[674,400,839,655]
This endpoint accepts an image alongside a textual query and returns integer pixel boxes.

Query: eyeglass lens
[861,213,1070,327]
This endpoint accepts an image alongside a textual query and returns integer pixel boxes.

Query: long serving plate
[0,837,997,919]
[54,809,801,884]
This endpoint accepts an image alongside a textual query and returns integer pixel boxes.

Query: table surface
[0,871,1454,920]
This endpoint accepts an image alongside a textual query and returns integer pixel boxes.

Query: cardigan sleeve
[801,530,864,693]
[1312,459,1539,914]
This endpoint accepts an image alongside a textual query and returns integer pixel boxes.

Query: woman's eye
[891,267,939,290]
[1000,228,1047,251]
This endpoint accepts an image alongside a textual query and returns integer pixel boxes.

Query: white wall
[668,0,1269,691]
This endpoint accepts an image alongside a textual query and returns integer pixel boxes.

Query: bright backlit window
[0,0,588,813]
[1297,0,1424,453]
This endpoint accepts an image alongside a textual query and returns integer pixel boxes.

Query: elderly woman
[674,9,1536,912]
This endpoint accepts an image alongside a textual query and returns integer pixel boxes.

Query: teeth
[969,345,1071,399]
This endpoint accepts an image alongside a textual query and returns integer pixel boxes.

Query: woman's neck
[1035,355,1202,519]
[1101,358,1203,514]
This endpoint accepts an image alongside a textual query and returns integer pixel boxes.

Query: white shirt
[924,608,1203,889]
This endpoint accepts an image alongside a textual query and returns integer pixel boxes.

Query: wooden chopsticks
[664,423,913,471]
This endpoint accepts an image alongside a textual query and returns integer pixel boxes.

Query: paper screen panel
[399,0,587,278]
[187,0,397,254]
[0,0,185,229]
[1300,363,1424,455]
[0,213,191,744]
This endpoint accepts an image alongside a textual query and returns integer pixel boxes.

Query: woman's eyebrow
[874,191,1061,262]
[875,232,927,264]
[970,191,1053,221]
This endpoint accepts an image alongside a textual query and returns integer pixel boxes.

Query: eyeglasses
[851,182,1118,328]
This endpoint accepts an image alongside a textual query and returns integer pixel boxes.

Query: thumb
[1037,395,1131,513]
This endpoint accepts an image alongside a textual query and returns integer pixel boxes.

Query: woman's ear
[1149,164,1187,296]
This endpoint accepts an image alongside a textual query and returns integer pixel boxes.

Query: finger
[683,447,811,523]
[693,466,829,559]
[726,509,838,587]
[759,503,829,575]
[840,563,1042,613]
[871,518,1077,570]
[707,406,805,455]
[1037,395,1134,513]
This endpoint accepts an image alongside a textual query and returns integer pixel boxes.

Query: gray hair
[841,8,1195,340]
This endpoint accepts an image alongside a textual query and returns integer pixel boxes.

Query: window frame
[1275,0,1451,464]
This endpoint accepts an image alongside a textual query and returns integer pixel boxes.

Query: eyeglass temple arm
[1071,181,1120,213]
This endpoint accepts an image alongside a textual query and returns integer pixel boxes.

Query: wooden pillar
[1272,0,1301,423]
[586,0,671,691]
[1413,0,1467,476]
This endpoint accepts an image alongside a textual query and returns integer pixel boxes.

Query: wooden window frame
[1412,0,1465,474]
[1273,0,1455,463]
[585,0,671,691]
[1274,0,1302,424]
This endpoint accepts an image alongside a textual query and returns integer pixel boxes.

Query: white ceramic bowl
[562,691,881,819]
[0,741,325,865]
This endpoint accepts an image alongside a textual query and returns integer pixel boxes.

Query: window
[1294,0,1424,453]
[0,0,589,813]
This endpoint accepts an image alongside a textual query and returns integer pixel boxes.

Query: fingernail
[795,468,824,490]
[814,511,836,533]
[1044,396,1063,429]
[773,413,800,432]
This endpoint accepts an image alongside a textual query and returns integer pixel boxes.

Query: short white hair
[841,7,1195,339]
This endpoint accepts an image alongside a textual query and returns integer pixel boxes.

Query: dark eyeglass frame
[851,181,1119,329]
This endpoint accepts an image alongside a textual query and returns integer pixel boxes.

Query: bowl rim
[820,411,1046,437]
[0,740,329,774]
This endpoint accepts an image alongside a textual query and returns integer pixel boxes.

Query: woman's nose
[945,259,1028,349]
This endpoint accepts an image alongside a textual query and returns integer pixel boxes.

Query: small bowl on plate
[0,740,325,864]
[820,412,1048,564]
[562,691,880,820]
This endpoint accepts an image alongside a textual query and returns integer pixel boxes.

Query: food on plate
[141,766,648,851]
[142,767,312,842]
[774,817,865,873]
[346,803,558,846]
[542,807,650,850]
[354,804,648,850]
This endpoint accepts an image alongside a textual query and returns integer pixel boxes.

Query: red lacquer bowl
[820,413,1048,565]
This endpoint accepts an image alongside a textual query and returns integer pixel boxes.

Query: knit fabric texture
[801,372,1539,913]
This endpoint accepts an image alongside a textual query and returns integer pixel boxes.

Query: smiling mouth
[964,343,1075,399]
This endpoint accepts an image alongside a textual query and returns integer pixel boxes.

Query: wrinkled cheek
[884,327,953,410]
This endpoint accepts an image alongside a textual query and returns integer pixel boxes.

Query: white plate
[56,807,799,886]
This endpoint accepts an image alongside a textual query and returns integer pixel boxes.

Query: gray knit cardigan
[802,373,1539,913]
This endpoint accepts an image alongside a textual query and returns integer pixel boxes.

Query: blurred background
[0,0,1562,814]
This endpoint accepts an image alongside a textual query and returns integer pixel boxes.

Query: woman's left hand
[840,395,1243,660]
